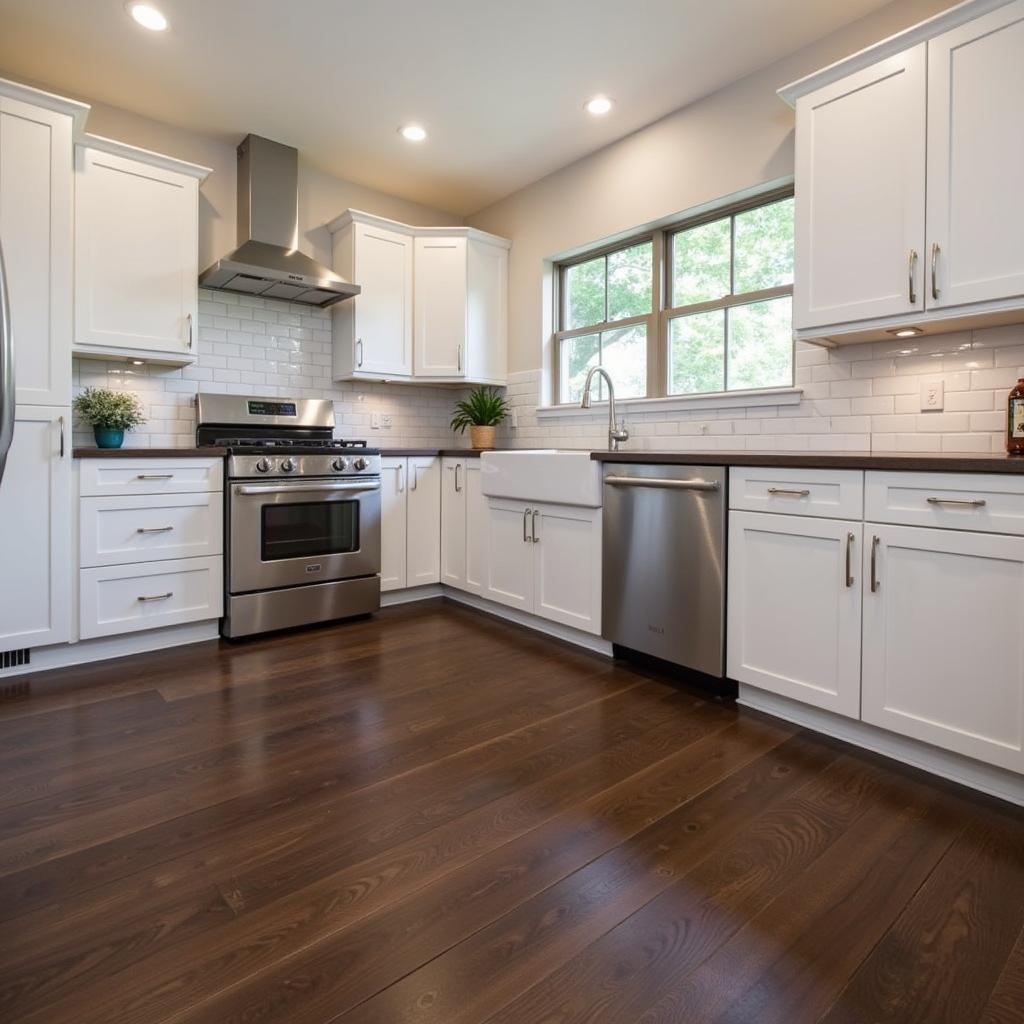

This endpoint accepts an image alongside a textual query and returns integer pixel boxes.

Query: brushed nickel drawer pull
[523,507,530,543]
[767,487,810,497]
[136,474,174,480]
[531,509,539,543]
[908,249,918,305]
[845,532,855,588]
[136,526,174,534]
[137,592,173,602]
[926,497,986,508]
[604,476,719,492]
[931,242,940,301]
[870,535,880,594]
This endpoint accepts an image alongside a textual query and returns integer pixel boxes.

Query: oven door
[229,477,381,594]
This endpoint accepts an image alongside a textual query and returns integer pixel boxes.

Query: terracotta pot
[469,425,496,450]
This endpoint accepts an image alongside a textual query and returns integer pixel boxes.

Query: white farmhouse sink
[480,449,602,507]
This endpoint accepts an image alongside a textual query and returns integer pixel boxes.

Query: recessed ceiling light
[129,359,145,365]
[399,124,427,143]
[125,2,168,31]
[888,327,923,338]
[584,95,614,116]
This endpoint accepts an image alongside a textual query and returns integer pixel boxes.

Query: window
[554,190,794,404]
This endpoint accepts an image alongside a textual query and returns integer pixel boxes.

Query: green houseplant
[449,387,508,450]
[73,387,146,449]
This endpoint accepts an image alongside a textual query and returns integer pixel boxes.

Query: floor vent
[0,647,31,671]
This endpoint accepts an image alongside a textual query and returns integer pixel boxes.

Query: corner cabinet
[327,210,509,386]
[73,136,211,366]
[782,0,1024,343]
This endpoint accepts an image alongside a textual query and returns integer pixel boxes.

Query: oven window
[261,501,360,561]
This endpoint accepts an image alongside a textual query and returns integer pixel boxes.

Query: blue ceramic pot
[94,428,125,449]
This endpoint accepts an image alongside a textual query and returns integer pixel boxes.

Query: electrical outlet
[380,414,392,429]
[921,378,944,412]
[370,412,380,429]
[510,409,518,430]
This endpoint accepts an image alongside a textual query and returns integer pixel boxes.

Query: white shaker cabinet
[380,458,408,592]
[329,213,414,380]
[926,0,1024,309]
[861,524,1024,775]
[792,44,926,330]
[484,499,535,613]
[73,137,210,365]
[441,457,487,594]
[728,511,863,718]
[406,456,441,586]
[0,406,71,651]
[415,236,467,378]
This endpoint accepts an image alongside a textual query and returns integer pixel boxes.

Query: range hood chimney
[199,135,359,308]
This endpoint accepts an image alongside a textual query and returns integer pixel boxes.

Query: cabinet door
[441,458,467,588]
[464,460,487,595]
[0,405,70,649]
[533,504,602,634]
[728,512,862,718]
[74,147,198,356]
[379,458,407,592]
[484,499,533,612]
[926,1,1024,309]
[862,524,1024,773]
[794,45,926,329]
[0,98,72,406]
[353,222,413,376]
[407,457,440,586]
[466,239,508,384]
[414,236,467,377]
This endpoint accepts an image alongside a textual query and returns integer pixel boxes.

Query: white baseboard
[739,685,1024,807]
[1,620,220,678]
[380,584,444,606]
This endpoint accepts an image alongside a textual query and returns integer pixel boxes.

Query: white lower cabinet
[861,524,1024,774]
[484,498,602,634]
[728,511,862,718]
[380,456,440,592]
[441,458,486,594]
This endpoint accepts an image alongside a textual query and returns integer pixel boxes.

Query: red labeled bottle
[1009,378,1024,455]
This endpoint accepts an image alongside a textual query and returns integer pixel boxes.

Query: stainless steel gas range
[196,393,382,638]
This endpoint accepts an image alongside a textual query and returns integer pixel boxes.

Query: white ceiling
[0,0,894,215]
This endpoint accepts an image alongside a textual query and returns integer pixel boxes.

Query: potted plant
[73,387,146,449]
[450,386,508,450]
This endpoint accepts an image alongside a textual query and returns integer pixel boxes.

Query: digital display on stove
[248,401,297,417]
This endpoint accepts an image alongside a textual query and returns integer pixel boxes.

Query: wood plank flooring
[1,598,1023,1023]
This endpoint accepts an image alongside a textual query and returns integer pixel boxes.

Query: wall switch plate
[921,379,944,411]
[380,414,392,429]
[370,412,381,429]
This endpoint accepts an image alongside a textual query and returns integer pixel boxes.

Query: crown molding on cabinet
[78,133,213,182]
[0,75,90,135]
[327,207,511,249]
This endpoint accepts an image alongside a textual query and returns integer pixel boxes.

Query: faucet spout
[580,366,630,451]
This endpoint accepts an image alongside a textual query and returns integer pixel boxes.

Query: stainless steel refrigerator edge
[602,463,726,676]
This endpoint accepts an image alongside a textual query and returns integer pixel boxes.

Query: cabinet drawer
[865,472,1024,535]
[79,458,223,496]
[80,492,223,567]
[79,556,223,639]
[729,467,864,520]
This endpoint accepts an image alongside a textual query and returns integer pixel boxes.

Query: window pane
[733,197,794,293]
[600,324,646,399]
[564,257,605,330]
[671,218,730,307]
[559,333,599,403]
[669,310,725,395]
[727,296,793,391]
[607,242,652,322]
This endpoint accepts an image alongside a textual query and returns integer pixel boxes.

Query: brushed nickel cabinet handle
[411,462,419,490]
[137,474,174,480]
[356,338,364,367]
[926,496,985,508]
[457,345,463,373]
[908,249,918,305]
[523,507,530,543]
[931,242,940,301]
[187,312,193,349]
[454,463,462,493]
[531,509,539,543]
[138,592,173,602]
[58,415,65,457]
[845,532,855,588]
[767,487,810,498]
[397,463,404,493]
[136,526,174,534]
[870,535,880,594]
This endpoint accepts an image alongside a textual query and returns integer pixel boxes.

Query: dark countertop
[590,450,1024,474]
[74,447,227,458]
[379,448,484,458]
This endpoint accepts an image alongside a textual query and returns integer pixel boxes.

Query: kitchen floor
[1,603,1023,1023]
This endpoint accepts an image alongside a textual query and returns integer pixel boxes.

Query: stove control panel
[228,452,382,480]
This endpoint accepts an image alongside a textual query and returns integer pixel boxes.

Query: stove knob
[353,457,367,471]
[280,458,296,473]
[331,457,350,472]
[255,457,271,474]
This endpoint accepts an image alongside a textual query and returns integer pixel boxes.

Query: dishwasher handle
[604,475,720,492]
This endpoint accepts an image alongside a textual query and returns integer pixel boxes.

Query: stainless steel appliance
[196,393,381,638]
[602,463,726,677]
[0,240,13,487]
[199,135,360,308]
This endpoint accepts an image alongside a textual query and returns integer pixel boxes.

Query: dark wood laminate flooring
[1,599,1023,1024]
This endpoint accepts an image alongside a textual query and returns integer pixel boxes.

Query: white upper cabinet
[926,0,1024,309]
[415,235,467,377]
[782,0,1024,343]
[329,212,414,380]
[793,45,926,330]
[74,136,210,365]
[0,86,81,406]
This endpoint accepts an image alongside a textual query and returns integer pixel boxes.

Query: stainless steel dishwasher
[602,463,726,677]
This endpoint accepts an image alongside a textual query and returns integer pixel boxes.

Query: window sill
[536,386,803,419]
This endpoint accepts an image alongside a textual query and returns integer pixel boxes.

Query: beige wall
[466,0,953,380]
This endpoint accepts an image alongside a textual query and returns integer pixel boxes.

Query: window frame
[553,185,794,405]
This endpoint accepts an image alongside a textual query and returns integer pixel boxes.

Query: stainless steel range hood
[199,135,359,308]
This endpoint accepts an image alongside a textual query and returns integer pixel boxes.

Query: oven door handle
[235,480,381,496]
